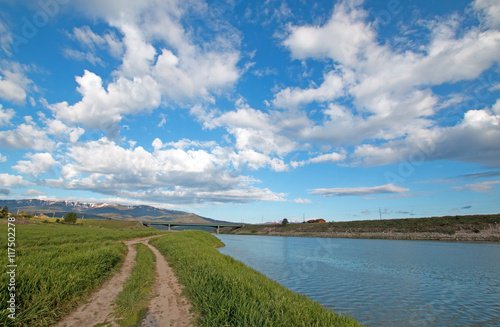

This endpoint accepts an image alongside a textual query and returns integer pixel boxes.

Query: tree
[64,212,78,224]
[282,218,289,226]
[1,206,7,218]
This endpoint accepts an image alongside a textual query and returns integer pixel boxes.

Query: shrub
[64,212,78,224]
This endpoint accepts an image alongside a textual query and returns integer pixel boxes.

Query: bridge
[142,222,244,234]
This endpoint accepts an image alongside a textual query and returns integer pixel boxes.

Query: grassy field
[113,243,156,327]
[0,220,162,327]
[150,231,362,327]
[31,217,147,230]
[224,214,500,241]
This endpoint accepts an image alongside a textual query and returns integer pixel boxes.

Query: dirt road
[56,236,193,327]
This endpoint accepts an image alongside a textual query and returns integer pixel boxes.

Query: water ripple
[218,235,500,327]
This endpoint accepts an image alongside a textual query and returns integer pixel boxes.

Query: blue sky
[0,0,499,223]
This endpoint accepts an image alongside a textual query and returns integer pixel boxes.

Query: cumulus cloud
[310,184,409,197]
[273,71,347,109]
[47,137,285,204]
[13,153,58,177]
[277,0,500,168]
[283,0,374,66]
[0,119,55,151]
[0,104,15,126]
[0,173,30,187]
[352,107,500,167]
[50,70,161,135]
[0,61,33,104]
[50,0,241,134]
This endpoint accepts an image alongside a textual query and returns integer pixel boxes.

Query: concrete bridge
[142,222,244,234]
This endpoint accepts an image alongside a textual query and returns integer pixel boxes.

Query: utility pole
[379,207,382,220]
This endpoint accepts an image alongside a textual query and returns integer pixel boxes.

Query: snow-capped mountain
[0,199,224,223]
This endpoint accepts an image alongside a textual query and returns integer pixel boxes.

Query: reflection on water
[217,235,500,327]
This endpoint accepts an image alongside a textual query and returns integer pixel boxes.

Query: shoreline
[221,229,500,242]
[220,214,500,242]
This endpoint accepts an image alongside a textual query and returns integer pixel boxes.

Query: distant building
[306,218,326,223]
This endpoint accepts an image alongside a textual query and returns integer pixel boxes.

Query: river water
[216,234,500,327]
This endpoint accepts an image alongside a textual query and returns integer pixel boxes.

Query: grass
[31,217,147,230]
[0,221,162,327]
[149,231,362,327]
[113,243,156,327]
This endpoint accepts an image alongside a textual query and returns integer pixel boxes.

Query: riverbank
[149,231,362,326]
[221,214,500,242]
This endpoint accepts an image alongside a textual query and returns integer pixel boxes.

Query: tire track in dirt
[56,235,193,327]
[141,241,193,327]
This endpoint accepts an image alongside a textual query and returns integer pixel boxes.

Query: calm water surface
[217,234,500,327]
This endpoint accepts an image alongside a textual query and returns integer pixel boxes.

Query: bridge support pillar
[217,225,220,235]
[168,224,171,232]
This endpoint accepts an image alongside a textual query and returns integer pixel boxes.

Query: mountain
[0,199,226,224]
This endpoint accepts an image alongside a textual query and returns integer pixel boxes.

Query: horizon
[1,198,498,224]
[0,0,499,224]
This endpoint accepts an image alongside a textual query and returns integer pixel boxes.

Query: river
[216,234,500,326]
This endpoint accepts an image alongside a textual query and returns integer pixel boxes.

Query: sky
[0,0,499,223]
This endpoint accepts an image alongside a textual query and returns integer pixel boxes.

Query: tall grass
[150,231,362,327]
[113,243,156,327]
[0,222,162,327]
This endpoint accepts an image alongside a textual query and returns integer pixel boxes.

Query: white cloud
[63,48,104,66]
[0,153,6,162]
[293,198,311,204]
[283,0,374,66]
[0,20,13,56]
[13,153,58,177]
[50,70,161,134]
[0,173,29,187]
[47,137,285,204]
[276,0,500,170]
[352,108,500,167]
[310,184,409,197]
[473,0,500,28]
[0,61,33,104]
[273,71,347,109]
[0,104,15,126]
[25,189,46,196]
[51,0,241,132]
[291,150,346,168]
[453,180,500,192]
[0,121,55,151]
[45,119,85,143]
[67,25,124,60]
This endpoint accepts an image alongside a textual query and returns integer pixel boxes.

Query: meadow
[0,220,161,327]
[150,230,362,327]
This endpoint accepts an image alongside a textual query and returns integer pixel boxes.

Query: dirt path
[141,242,193,327]
[56,235,193,327]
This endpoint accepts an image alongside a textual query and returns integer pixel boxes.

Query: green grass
[149,231,362,327]
[0,222,162,327]
[228,214,500,236]
[113,243,156,327]
[31,217,148,230]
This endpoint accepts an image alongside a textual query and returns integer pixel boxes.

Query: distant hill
[0,199,228,224]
